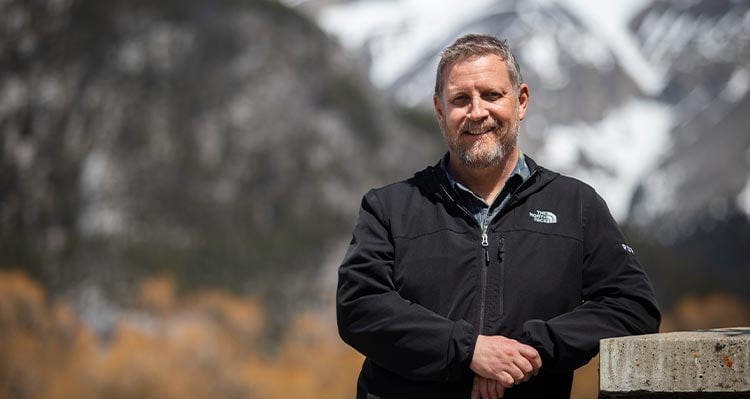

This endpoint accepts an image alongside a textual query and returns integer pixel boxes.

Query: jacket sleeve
[336,190,477,382]
[520,189,661,372]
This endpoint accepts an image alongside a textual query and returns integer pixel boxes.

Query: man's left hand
[471,375,505,399]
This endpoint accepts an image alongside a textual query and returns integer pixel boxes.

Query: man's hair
[434,34,523,98]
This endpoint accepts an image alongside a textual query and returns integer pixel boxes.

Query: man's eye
[485,92,501,100]
[451,96,469,105]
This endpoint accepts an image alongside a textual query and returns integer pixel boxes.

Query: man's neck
[448,147,519,204]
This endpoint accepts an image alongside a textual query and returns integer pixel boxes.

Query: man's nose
[467,97,489,120]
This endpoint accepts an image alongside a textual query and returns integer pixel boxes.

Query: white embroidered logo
[529,210,557,224]
[622,244,635,254]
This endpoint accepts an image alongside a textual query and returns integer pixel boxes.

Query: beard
[443,113,519,169]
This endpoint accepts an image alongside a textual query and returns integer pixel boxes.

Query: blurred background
[1,0,748,398]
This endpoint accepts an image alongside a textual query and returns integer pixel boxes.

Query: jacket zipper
[434,190,491,334]
[436,167,541,334]
[476,169,540,333]
[478,224,489,334]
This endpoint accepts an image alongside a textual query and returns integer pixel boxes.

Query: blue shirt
[440,152,531,233]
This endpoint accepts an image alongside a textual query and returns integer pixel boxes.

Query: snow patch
[565,32,615,71]
[521,34,569,89]
[737,175,750,217]
[315,0,664,92]
[559,0,666,95]
[539,99,674,221]
[317,0,496,87]
[632,169,681,226]
[721,67,750,103]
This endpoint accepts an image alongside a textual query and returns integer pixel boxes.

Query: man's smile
[463,127,496,136]
[462,121,499,137]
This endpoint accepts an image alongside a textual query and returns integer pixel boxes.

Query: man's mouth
[463,126,497,136]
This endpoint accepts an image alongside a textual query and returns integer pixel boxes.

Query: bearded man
[336,34,660,399]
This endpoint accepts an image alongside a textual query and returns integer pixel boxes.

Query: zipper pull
[481,232,489,264]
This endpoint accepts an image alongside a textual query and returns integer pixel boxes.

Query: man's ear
[516,83,530,120]
[433,95,445,129]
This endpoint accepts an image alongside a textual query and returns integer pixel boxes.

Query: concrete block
[599,328,750,398]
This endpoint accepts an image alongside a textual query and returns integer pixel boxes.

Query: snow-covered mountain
[303,0,750,238]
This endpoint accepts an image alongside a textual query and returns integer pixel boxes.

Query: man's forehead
[446,53,506,67]
[443,55,511,85]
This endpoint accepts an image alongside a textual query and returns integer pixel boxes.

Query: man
[336,34,660,399]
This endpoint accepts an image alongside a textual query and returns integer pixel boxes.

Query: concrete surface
[599,328,750,398]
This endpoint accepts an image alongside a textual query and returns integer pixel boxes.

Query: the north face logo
[530,210,557,224]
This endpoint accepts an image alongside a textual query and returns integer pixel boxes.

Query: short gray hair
[434,34,523,98]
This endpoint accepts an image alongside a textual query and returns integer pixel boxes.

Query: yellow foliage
[187,289,266,343]
[245,311,363,399]
[3,269,744,399]
[0,271,362,399]
[138,274,177,314]
[571,355,599,399]
[0,270,96,399]
[668,293,750,331]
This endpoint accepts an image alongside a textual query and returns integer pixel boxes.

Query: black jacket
[337,155,660,399]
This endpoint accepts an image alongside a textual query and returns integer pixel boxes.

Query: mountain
[628,0,750,233]
[0,0,441,327]
[309,0,750,225]
[305,0,750,304]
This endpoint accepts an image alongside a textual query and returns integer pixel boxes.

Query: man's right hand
[469,335,542,388]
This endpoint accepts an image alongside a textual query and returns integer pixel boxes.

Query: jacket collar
[414,153,558,211]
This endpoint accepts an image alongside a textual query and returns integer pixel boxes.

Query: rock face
[600,328,750,398]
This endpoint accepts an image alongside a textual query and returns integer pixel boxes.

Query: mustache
[460,118,500,135]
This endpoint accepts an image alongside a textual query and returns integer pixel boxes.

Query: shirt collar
[440,151,530,199]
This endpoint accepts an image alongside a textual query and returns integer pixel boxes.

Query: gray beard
[448,117,519,169]
[456,136,514,169]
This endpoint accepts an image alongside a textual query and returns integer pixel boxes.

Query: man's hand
[469,335,542,388]
[471,375,505,399]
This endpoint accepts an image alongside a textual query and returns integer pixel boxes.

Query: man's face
[433,54,529,169]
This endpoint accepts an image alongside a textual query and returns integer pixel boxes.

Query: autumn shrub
[0,270,96,399]
[664,293,750,331]
[0,271,362,399]
[3,270,746,399]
